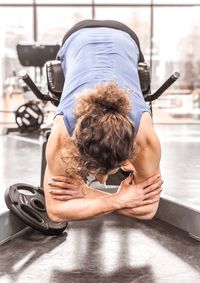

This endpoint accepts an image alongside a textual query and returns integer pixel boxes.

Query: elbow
[145,199,161,220]
[133,202,159,220]
[142,211,156,220]
[46,206,66,223]
[142,206,159,220]
[48,212,64,223]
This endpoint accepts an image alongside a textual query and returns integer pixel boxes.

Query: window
[0,7,33,84]
[151,6,200,122]
[152,7,200,91]
[154,0,200,4]
[35,0,91,3]
[94,0,150,4]
[0,0,32,3]
[37,7,92,44]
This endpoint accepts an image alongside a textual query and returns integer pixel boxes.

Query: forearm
[46,177,161,222]
[115,201,160,220]
[83,186,158,219]
[48,185,154,222]
[47,191,122,222]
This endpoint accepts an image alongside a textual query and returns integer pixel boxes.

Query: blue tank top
[55,27,151,135]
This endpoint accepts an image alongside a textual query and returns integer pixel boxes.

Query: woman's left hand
[48,176,86,201]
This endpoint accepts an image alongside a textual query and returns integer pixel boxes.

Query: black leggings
[61,19,144,63]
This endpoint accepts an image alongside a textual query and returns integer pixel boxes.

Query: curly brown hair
[72,82,135,176]
[60,137,87,184]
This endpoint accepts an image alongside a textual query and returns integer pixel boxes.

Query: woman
[44,20,162,222]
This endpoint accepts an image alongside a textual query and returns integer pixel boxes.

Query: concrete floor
[0,124,200,283]
[156,124,200,210]
[0,133,42,213]
[0,215,200,283]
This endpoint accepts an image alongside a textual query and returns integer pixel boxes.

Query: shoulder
[45,115,85,184]
[133,112,161,174]
[46,115,70,161]
[130,112,161,181]
[135,112,160,151]
[45,115,80,179]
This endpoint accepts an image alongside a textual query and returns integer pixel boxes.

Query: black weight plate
[4,183,68,235]
[15,102,44,132]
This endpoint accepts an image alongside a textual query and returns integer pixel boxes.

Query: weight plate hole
[31,198,45,211]
[21,205,44,223]
[18,189,35,195]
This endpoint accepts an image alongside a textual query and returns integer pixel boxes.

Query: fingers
[141,194,161,206]
[49,187,83,201]
[48,177,85,201]
[51,194,83,201]
[139,174,161,189]
[48,180,76,190]
[49,189,77,196]
[143,187,162,200]
[143,179,163,194]
[52,176,75,184]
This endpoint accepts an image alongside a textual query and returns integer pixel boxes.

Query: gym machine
[1,44,60,134]
[0,58,184,244]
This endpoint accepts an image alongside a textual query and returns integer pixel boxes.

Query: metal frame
[156,195,200,241]
[0,210,30,245]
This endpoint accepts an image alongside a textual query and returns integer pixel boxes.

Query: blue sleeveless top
[55,27,151,135]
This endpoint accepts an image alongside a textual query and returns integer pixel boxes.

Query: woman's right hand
[117,174,163,209]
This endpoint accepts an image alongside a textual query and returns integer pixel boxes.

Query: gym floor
[0,124,200,283]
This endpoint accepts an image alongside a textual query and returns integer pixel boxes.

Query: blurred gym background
[0,0,200,126]
[0,2,200,282]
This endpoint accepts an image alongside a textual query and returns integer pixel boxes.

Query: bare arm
[44,116,160,222]
[47,173,162,220]
[46,172,162,221]
[44,118,123,222]
[75,113,162,219]
[116,113,162,219]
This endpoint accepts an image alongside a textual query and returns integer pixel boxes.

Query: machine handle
[19,70,53,102]
[145,72,180,102]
